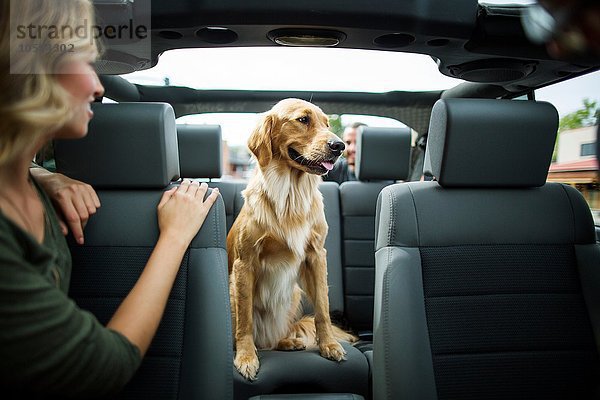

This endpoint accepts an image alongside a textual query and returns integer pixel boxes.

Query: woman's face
[54,55,104,139]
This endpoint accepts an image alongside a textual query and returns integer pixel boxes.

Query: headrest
[425,99,558,188]
[355,127,412,181]
[177,125,223,179]
[55,103,180,189]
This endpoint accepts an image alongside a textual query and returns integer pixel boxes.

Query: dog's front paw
[319,341,346,362]
[234,350,260,381]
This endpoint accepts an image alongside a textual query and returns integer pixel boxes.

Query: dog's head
[248,98,345,175]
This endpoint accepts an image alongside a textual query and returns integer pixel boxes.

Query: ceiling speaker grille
[449,59,536,83]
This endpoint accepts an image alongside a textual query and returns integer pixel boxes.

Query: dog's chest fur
[245,165,323,259]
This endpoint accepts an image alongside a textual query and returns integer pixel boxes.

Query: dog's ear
[248,113,274,169]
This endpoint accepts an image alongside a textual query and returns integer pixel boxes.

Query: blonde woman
[0,0,219,397]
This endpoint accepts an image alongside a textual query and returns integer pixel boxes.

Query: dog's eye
[297,116,310,125]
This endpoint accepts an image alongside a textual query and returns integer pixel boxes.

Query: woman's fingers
[194,182,208,199]
[158,187,177,209]
[178,179,192,194]
[30,171,101,244]
[202,187,220,210]
[157,181,221,245]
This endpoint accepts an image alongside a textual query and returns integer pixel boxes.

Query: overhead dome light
[268,29,346,47]
[274,35,339,47]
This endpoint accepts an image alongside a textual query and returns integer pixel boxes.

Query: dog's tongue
[321,161,335,171]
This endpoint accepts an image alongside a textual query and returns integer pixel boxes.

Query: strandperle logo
[10,0,152,74]
[15,18,149,44]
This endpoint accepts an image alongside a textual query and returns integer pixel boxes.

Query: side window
[581,142,596,157]
[535,71,599,225]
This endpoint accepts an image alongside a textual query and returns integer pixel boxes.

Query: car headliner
[94,0,599,134]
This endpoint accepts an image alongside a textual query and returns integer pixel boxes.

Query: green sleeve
[0,225,142,398]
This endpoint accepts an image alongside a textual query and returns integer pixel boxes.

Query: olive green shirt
[0,179,141,398]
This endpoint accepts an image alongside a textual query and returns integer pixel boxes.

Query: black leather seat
[54,103,233,400]
[339,127,412,337]
[373,99,600,400]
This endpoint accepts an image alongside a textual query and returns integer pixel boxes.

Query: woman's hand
[157,180,220,248]
[30,168,100,244]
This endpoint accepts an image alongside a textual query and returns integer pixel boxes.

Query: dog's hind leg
[332,324,358,343]
[276,286,313,351]
[276,316,317,350]
[276,315,357,350]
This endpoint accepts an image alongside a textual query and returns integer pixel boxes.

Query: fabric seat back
[373,99,600,400]
[55,103,233,400]
[339,127,411,333]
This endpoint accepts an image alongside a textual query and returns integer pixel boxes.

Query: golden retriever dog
[227,98,357,381]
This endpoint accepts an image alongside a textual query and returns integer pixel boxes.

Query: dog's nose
[327,140,345,156]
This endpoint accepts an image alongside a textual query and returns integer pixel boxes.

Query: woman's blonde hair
[0,0,98,166]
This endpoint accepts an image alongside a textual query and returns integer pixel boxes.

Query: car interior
[42,0,600,399]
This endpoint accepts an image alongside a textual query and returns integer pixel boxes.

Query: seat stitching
[212,192,219,248]
[387,189,395,246]
[216,247,234,400]
[175,252,190,400]
[406,184,420,246]
[557,183,577,244]
[383,247,393,400]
